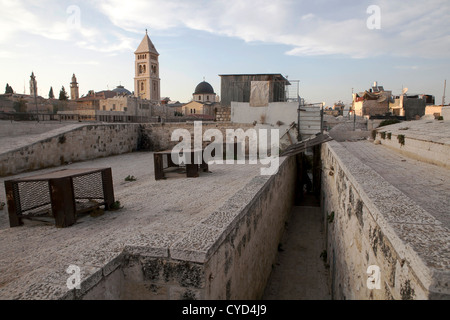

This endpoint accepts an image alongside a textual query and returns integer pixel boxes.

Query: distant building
[178,80,219,119]
[353,82,392,117]
[70,74,79,100]
[389,93,426,120]
[183,101,214,117]
[193,80,217,103]
[76,90,117,110]
[219,74,290,108]
[99,95,149,114]
[353,82,428,120]
[134,30,160,103]
[112,85,132,96]
[29,72,37,97]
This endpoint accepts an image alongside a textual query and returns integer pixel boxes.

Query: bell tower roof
[135,30,159,55]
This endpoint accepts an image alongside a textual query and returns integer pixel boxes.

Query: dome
[194,81,215,94]
[113,85,131,96]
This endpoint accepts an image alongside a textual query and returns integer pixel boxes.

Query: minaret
[134,30,160,102]
[70,73,79,100]
[29,72,37,97]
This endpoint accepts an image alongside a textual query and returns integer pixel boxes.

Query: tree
[5,83,13,94]
[13,98,27,113]
[59,86,68,101]
[49,87,55,99]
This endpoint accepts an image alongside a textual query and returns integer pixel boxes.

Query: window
[139,65,142,74]
[199,96,201,100]
[141,82,144,91]
[143,65,146,73]
[207,95,209,101]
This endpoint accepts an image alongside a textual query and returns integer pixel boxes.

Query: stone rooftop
[377,119,450,145]
[341,140,450,228]
[0,152,266,299]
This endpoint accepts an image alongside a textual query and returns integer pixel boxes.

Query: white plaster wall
[231,101,298,126]
[441,106,450,121]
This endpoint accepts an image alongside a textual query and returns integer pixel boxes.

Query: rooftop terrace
[0,152,267,299]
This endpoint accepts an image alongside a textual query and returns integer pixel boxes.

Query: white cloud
[395,65,419,70]
[0,0,135,53]
[96,0,450,59]
[1,0,449,60]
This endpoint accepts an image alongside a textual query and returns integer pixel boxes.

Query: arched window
[143,65,146,73]
[139,65,142,74]
[141,82,144,91]
[199,96,201,100]
[207,95,209,101]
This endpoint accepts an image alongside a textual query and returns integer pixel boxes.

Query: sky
[0,0,449,107]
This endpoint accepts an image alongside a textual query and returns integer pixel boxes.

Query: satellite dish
[402,87,408,95]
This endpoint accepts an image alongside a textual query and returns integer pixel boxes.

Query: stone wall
[374,122,450,169]
[321,141,449,299]
[403,99,426,120]
[141,122,255,152]
[80,156,297,299]
[215,106,231,122]
[0,124,139,177]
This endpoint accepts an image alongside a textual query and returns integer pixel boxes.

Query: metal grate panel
[16,181,52,216]
[72,171,104,201]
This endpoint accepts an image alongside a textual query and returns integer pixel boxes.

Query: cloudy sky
[1,0,449,106]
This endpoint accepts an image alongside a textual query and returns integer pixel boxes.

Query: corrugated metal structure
[298,103,323,140]
[219,74,292,107]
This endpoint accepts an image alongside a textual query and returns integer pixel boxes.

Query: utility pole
[442,79,447,106]
[352,87,356,131]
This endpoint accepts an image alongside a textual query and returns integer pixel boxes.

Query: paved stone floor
[262,202,331,300]
[341,141,450,228]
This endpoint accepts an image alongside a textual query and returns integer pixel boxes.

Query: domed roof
[112,85,131,96]
[194,81,215,94]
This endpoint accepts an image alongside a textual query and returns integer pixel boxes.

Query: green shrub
[371,130,377,140]
[397,134,405,146]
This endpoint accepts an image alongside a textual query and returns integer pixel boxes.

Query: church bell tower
[70,73,79,100]
[134,30,160,102]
